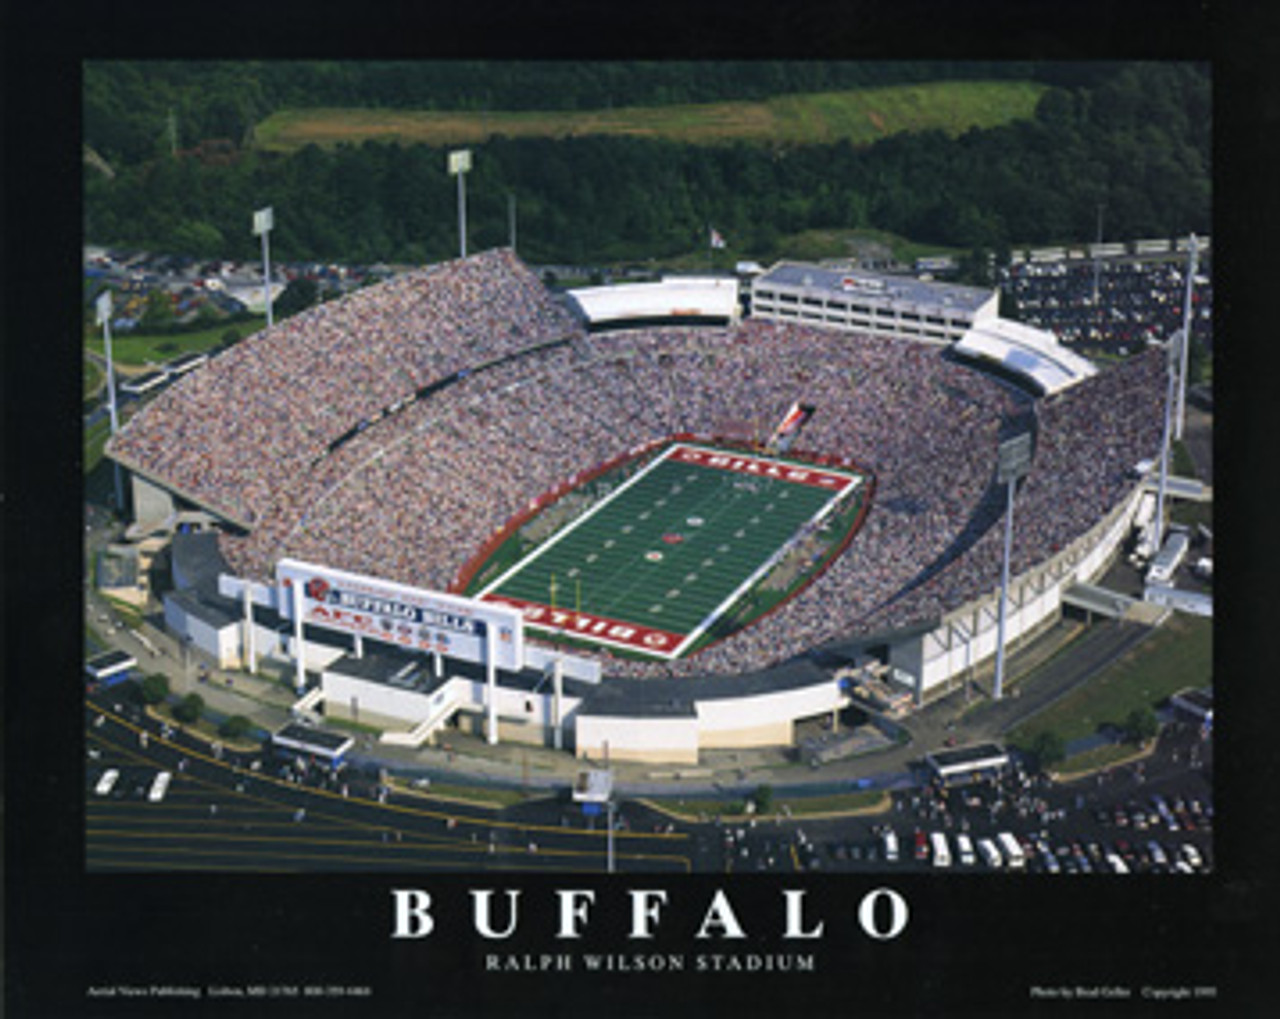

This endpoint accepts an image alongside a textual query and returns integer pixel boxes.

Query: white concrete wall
[575,714,700,764]
[696,682,840,748]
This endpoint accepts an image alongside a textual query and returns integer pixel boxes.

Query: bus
[930,832,951,868]
[997,832,1026,870]
[882,829,900,864]
[1147,530,1190,585]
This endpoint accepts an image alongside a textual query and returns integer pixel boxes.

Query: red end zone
[669,445,858,491]
[481,594,685,657]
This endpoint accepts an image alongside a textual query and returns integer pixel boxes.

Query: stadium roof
[756,262,995,315]
[567,276,739,325]
[954,317,1098,395]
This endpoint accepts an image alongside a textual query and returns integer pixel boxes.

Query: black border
[5,2,1277,1016]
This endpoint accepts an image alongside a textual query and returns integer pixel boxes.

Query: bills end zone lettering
[670,445,856,491]
[483,594,684,657]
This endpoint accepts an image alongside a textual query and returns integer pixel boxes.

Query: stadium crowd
[112,249,1167,680]
[107,248,579,524]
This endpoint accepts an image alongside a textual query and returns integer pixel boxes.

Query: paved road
[85,697,694,873]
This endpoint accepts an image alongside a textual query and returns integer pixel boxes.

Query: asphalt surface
[86,689,1212,876]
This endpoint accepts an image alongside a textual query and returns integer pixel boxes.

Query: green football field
[478,443,867,659]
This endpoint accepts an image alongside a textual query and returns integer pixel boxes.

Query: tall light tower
[1153,328,1183,554]
[508,191,517,253]
[1174,234,1199,441]
[448,149,472,259]
[992,429,1033,701]
[252,206,274,328]
[95,290,124,511]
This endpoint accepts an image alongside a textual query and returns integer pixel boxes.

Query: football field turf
[478,444,867,659]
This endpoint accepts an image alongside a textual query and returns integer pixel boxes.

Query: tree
[218,714,252,740]
[1124,707,1159,746]
[753,783,774,814]
[140,673,170,705]
[272,277,318,321]
[172,692,205,725]
[140,289,175,331]
[1029,730,1066,772]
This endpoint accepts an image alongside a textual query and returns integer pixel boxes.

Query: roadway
[85,696,695,874]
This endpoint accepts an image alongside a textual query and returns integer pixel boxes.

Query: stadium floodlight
[993,431,1033,701]
[1174,234,1199,441]
[448,149,472,259]
[96,290,125,510]
[1153,328,1183,554]
[252,206,274,328]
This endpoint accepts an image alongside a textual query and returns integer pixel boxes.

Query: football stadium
[106,248,1166,763]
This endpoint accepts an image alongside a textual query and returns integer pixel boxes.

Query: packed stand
[107,249,579,524]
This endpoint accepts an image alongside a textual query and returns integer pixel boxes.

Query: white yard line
[671,475,864,657]
[477,445,679,598]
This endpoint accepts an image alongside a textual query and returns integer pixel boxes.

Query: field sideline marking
[671,472,864,657]
[476,444,680,599]
[480,443,865,658]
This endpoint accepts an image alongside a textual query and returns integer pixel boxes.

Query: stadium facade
[104,249,1164,763]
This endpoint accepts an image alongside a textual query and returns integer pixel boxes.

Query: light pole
[993,431,1033,701]
[448,150,472,259]
[1174,234,1198,441]
[252,206,274,328]
[95,290,124,511]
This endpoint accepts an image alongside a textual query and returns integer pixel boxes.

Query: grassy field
[85,358,104,397]
[85,416,113,475]
[253,80,1048,153]
[83,316,265,369]
[476,443,867,659]
[645,789,889,820]
[1009,614,1212,750]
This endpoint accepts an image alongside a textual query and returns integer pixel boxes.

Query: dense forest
[83,62,1210,268]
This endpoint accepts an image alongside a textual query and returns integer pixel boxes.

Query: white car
[955,834,976,866]
[1180,844,1203,869]
[94,768,120,796]
[148,771,172,803]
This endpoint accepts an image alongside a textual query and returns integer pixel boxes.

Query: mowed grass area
[253,80,1048,153]
[84,358,104,397]
[82,317,265,369]
[1009,614,1213,750]
[479,445,864,658]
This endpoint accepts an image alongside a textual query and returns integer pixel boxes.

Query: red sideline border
[450,434,877,662]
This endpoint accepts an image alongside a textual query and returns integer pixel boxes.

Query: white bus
[977,837,1002,868]
[1146,530,1190,585]
[882,829,900,864]
[997,832,1026,869]
[930,832,951,868]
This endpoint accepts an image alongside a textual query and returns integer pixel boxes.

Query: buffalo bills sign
[276,559,523,671]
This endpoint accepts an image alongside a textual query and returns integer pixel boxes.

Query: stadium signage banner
[482,594,685,658]
[276,559,523,671]
[670,445,856,492]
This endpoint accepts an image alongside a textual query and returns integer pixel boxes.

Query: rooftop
[756,261,994,314]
